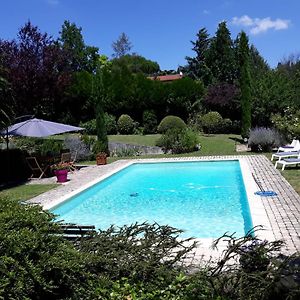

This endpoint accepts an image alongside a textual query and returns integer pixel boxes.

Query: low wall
[108,142,163,156]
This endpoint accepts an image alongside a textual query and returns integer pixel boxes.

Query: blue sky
[0,0,299,70]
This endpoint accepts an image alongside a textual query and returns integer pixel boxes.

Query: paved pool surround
[28,155,300,256]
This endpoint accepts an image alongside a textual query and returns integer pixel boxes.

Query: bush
[64,135,91,161]
[157,115,186,133]
[117,114,135,134]
[248,127,283,152]
[143,110,157,134]
[0,197,93,299]
[104,113,118,134]
[79,119,97,135]
[199,111,223,134]
[271,108,300,140]
[156,128,200,154]
[14,137,63,156]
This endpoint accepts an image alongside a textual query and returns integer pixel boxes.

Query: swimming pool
[51,160,253,238]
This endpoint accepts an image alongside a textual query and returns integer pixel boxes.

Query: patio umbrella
[1,118,84,149]
[4,118,84,137]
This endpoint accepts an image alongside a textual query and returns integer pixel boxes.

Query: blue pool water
[51,161,253,238]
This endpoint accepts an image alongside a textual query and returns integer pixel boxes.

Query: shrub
[199,111,223,134]
[64,135,91,161]
[79,119,97,135]
[157,115,186,133]
[0,197,93,299]
[14,137,63,156]
[271,108,300,140]
[248,127,283,152]
[104,113,118,134]
[156,128,200,154]
[143,110,157,134]
[117,114,135,134]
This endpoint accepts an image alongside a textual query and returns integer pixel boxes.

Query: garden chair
[60,151,77,172]
[277,139,300,152]
[275,153,300,170]
[26,157,48,179]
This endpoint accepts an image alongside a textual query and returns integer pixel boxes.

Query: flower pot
[55,169,68,183]
[96,153,107,165]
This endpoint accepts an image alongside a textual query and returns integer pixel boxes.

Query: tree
[93,67,109,154]
[207,22,237,83]
[0,75,14,130]
[237,31,251,138]
[111,32,132,58]
[185,28,212,84]
[59,20,99,73]
[0,21,70,119]
[112,54,160,75]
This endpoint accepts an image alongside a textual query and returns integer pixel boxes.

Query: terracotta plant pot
[55,169,68,183]
[96,153,107,165]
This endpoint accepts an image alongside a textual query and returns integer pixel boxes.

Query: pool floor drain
[130,192,139,197]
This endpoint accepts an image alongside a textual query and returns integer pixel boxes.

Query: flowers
[51,162,70,171]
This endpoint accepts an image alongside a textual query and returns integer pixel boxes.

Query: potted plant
[51,162,69,183]
[93,141,108,165]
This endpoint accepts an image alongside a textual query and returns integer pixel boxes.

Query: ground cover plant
[0,197,299,299]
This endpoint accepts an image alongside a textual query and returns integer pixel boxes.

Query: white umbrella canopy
[3,118,84,137]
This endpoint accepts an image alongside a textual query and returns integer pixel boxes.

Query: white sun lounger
[271,150,300,161]
[275,154,300,170]
[277,140,300,153]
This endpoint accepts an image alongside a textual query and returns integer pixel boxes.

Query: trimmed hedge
[157,115,186,133]
[117,114,135,134]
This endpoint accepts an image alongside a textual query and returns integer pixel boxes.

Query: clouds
[232,15,290,35]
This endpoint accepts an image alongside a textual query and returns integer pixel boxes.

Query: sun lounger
[271,150,300,161]
[275,154,300,170]
[277,140,300,153]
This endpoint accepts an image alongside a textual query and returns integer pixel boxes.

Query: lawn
[0,184,58,202]
[108,134,161,146]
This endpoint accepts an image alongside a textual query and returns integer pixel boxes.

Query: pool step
[59,224,96,241]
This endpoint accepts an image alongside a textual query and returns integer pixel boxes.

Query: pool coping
[28,155,300,256]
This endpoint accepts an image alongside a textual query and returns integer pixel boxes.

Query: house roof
[148,73,183,82]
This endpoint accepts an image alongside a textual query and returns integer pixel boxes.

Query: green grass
[108,134,161,146]
[0,184,58,202]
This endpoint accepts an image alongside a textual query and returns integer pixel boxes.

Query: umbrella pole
[6,127,9,150]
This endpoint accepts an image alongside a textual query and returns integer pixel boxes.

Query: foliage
[207,21,237,83]
[94,69,109,154]
[78,222,196,291]
[112,54,160,75]
[50,161,70,170]
[237,31,252,138]
[111,32,132,58]
[0,21,71,119]
[204,82,240,120]
[59,20,99,73]
[199,111,224,134]
[117,114,135,134]
[0,76,14,130]
[14,137,63,156]
[157,115,186,133]
[142,110,157,134]
[184,27,212,84]
[248,127,282,152]
[271,108,300,140]
[63,135,91,161]
[0,197,93,299]
[79,119,97,135]
[156,128,200,154]
[104,113,118,134]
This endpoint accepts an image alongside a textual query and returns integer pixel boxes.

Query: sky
[0,0,299,70]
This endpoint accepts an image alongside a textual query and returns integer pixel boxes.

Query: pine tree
[185,28,212,84]
[207,22,237,83]
[237,31,252,138]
